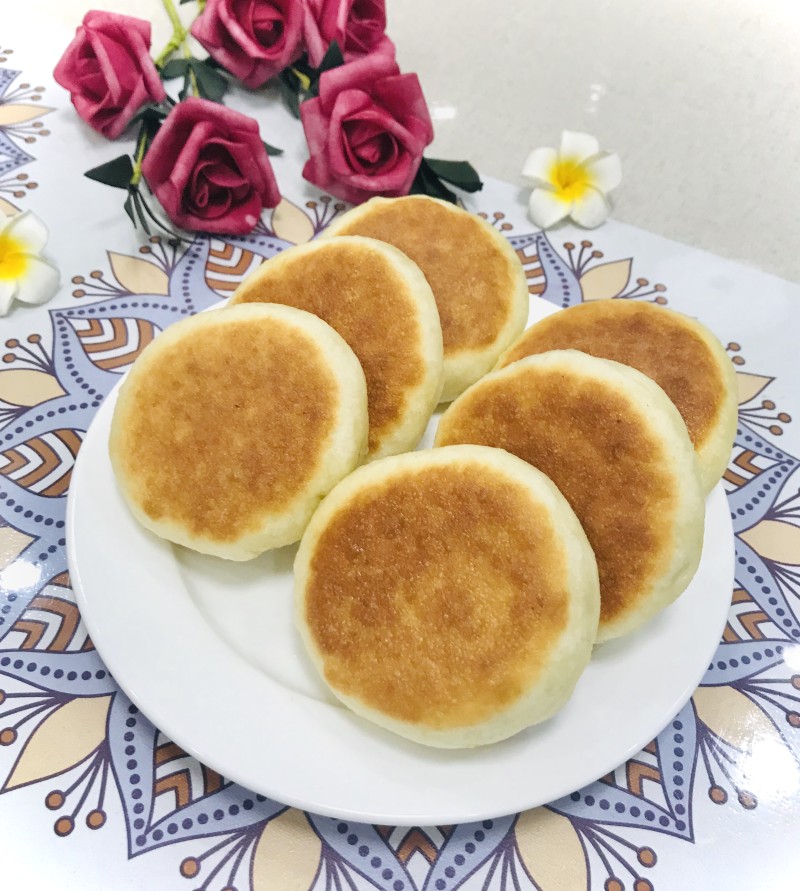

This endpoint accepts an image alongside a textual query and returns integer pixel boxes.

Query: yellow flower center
[550,157,592,201]
[0,233,28,281]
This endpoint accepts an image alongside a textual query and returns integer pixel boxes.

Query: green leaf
[409,159,457,204]
[84,155,134,190]
[132,191,151,235]
[317,39,344,75]
[277,70,302,118]
[130,104,168,128]
[178,74,192,102]
[179,0,195,4]
[425,158,483,193]
[160,59,189,79]
[123,191,137,226]
[262,140,284,157]
[307,40,345,100]
[123,189,150,234]
[190,59,227,102]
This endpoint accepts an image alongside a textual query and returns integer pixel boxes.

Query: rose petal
[5,211,48,255]
[342,152,412,194]
[317,53,399,115]
[13,255,60,306]
[584,152,622,194]
[569,186,610,228]
[521,146,558,188]
[300,96,330,158]
[528,187,571,230]
[200,158,249,190]
[85,29,123,105]
[164,121,218,196]
[303,0,339,67]
[341,0,387,58]
[559,130,600,164]
[84,10,151,44]
[370,73,433,145]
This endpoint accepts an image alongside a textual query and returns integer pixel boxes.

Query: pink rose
[191,0,304,89]
[53,11,166,140]
[300,54,433,204]
[303,0,394,68]
[142,98,281,234]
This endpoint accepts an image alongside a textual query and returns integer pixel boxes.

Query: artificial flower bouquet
[53,0,482,237]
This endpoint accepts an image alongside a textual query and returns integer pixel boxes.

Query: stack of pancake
[108,195,737,748]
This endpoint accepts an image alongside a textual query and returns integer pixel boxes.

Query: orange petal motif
[0,369,65,407]
[739,519,800,566]
[515,807,588,890]
[0,104,53,126]
[579,259,632,301]
[736,372,774,407]
[693,686,782,753]
[0,523,34,570]
[270,198,316,245]
[107,252,169,296]
[0,198,20,218]
[251,808,323,891]
[3,695,112,791]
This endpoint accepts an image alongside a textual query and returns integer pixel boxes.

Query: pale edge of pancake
[495,302,739,496]
[293,444,601,748]
[320,196,530,403]
[435,350,707,644]
[229,235,444,460]
[682,315,738,495]
[109,303,369,561]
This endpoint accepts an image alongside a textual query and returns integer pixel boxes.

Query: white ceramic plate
[67,299,734,826]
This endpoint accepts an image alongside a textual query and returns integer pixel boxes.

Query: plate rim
[66,300,736,826]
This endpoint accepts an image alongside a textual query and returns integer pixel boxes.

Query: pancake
[109,303,368,560]
[294,444,600,748]
[435,351,705,643]
[229,236,443,460]
[496,299,737,494]
[321,195,529,402]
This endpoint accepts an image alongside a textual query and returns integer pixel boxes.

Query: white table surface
[4,6,800,890]
[23,0,800,284]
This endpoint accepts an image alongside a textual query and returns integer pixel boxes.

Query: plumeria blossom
[0,212,61,316]
[522,130,622,229]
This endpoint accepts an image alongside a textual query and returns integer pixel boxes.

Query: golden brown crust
[112,316,338,543]
[231,238,436,456]
[436,356,686,628]
[326,196,519,356]
[303,462,570,729]
[498,300,728,458]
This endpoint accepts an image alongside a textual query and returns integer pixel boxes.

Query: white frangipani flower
[522,131,622,230]
[0,211,60,316]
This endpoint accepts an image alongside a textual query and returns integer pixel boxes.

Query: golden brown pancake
[294,445,600,747]
[496,299,737,493]
[109,304,368,560]
[321,196,529,402]
[229,236,443,460]
[436,351,705,642]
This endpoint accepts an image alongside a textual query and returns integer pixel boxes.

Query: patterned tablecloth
[1,33,800,891]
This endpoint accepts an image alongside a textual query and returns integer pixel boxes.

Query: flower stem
[130,131,149,188]
[153,0,189,68]
[161,0,184,36]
